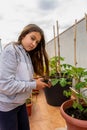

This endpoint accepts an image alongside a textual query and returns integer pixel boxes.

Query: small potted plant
[43,56,72,106]
[26,96,32,116]
[60,66,87,130]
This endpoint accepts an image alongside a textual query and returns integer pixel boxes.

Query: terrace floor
[29,89,67,130]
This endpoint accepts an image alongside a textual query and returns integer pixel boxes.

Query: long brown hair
[17,24,49,76]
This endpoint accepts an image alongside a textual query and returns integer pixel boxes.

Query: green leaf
[51,78,59,86]
[59,78,67,87]
[73,101,84,111]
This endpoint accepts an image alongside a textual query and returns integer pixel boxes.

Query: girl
[0,24,50,130]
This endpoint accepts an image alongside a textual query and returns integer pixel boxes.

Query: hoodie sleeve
[0,45,36,96]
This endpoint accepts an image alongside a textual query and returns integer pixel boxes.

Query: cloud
[0,0,87,47]
[39,0,59,10]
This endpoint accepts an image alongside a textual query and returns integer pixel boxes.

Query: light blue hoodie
[0,43,36,111]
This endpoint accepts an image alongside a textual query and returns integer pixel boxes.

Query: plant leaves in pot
[60,66,87,130]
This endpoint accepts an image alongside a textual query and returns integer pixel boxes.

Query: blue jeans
[0,103,30,130]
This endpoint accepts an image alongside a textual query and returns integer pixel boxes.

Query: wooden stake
[85,13,87,32]
[56,20,61,75]
[74,19,77,66]
[53,25,56,57]
[56,21,60,65]
[53,25,57,72]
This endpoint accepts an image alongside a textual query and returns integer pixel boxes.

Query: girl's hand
[35,78,51,90]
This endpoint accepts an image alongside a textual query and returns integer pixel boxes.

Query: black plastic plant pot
[43,82,70,106]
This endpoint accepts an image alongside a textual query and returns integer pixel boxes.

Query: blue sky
[0,0,87,47]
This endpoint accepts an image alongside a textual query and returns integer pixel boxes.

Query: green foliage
[58,78,69,87]
[73,101,84,111]
[65,66,87,111]
[51,78,59,86]
[63,90,72,97]
[26,98,31,104]
[49,56,72,87]
[49,56,64,76]
[67,66,87,80]
[75,81,87,90]
[49,56,87,112]
[51,77,72,87]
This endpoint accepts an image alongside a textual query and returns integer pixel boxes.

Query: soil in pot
[65,106,87,120]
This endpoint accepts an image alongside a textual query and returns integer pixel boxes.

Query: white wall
[46,17,87,68]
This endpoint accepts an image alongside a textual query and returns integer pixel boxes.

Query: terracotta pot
[32,89,39,95]
[26,103,32,116]
[60,99,87,130]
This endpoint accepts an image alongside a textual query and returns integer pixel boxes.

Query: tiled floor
[29,89,66,130]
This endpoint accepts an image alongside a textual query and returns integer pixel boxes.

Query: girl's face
[21,32,41,51]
